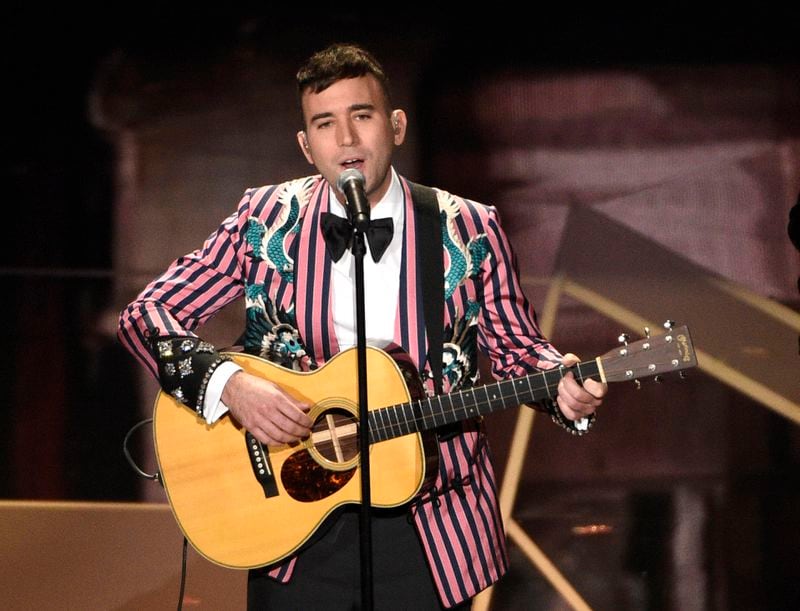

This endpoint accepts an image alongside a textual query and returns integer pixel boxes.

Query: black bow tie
[320,212,394,263]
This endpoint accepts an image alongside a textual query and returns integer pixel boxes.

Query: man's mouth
[340,158,364,170]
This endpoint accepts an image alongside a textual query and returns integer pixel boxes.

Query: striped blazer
[118,173,563,607]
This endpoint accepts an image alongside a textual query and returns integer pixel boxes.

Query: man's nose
[337,119,357,146]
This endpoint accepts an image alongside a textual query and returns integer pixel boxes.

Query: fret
[394,404,405,436]
[499,379,515,407]
[500,380,511,404]
[448,390,460,423]
[402,403,415,435]
[395,405,406,437]
[523,373,536,404]
[578,360,600,382]
[400,404,412,436]
[458,393,468,419]
[374,407,394,441]
[378,409,390,440]
[444,392,458,425]
[423,398,434,431]
[441,392,454,425]
[457,390,470,421]
[480,384,496,413]
[447,391,464,422]
[421,397,434,430]
[368,411,378,443]
[543,368,561,400]
[541,370,553,400]
[399,402,413,435]
[381,407,392,439]
[409,399,425,435]
[515,377,532,404]
[522,377,533,402]
[479,386,492,416]
[367,412,379,444]
[434,395,445,427]
[388,405,402,438]
[486,381,504,413]
[507,380,521,405]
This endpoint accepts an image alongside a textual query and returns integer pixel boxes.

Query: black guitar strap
[408,182,443,396]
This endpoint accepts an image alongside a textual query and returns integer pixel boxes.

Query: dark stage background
[2,9,799,610]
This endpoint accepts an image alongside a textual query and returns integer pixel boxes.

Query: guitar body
[153,347,435,569]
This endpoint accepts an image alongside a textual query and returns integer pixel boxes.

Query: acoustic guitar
[153,323,696,569]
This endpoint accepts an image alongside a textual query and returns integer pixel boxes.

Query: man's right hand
[221,371,312,446]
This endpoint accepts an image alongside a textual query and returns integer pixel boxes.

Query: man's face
[297,75,407,206]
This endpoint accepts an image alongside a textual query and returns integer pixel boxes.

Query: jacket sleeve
[476,205,562,378]
[477,206,594,434]
[117,189,253,410]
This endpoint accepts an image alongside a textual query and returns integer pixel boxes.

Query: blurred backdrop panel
[2,11,799,611]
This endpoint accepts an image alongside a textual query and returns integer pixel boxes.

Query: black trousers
[247,507,472,610]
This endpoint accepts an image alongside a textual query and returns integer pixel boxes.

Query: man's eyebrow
[309,111,334,123]
[350,103,376,112]
[309,103,377,124]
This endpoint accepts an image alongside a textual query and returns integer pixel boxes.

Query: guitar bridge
[245,432,279,498]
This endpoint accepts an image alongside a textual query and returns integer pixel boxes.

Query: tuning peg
[634,379,642,390]
[663,320,675,332]
[654,375,663,383]
[679,371,688,380]
[644,326,651,339]
[618,333,631,355]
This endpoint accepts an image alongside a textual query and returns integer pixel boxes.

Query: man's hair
[296,43,392,110]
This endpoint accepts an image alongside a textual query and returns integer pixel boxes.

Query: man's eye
[354,113,371,121]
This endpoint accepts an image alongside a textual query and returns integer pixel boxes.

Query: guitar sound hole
[312,408,359,464]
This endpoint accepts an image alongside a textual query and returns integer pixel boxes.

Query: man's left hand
[556,353,608,421]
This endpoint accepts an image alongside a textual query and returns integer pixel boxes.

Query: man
[118,43,606,609]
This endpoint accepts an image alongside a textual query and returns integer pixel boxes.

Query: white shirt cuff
[202,360,243,424]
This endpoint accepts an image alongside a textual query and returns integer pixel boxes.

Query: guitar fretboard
[368,360,601,444]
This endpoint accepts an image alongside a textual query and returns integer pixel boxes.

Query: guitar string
[367,364,597,442]
[368,372,561,442]
[372,346,681,441]
[312,339,684,451]
[313,371,568,456]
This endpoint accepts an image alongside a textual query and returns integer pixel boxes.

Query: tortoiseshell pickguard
[281,448,356,502]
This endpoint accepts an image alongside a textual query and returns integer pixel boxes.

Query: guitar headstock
[598,323,697,384]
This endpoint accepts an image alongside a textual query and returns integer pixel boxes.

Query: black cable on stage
[177,537,188,611]
[123,418,160,482]
[123,419,188,610]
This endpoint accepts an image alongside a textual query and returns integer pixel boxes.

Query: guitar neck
[368,360,601,444]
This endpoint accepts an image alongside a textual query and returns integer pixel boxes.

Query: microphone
[336,169,371,232]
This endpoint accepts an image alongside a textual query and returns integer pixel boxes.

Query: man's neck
[329,168,400,217]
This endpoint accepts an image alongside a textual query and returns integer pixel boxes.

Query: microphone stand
[351,225,374,610]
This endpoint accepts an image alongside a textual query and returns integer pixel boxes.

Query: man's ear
[391,110,408,146]
[297,131,314,164]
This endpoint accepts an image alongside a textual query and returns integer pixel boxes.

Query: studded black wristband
[151,335,231,414]
[543,398,595,436]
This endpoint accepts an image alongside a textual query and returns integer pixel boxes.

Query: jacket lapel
[393,177,428,376]
[294,179,340,364]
